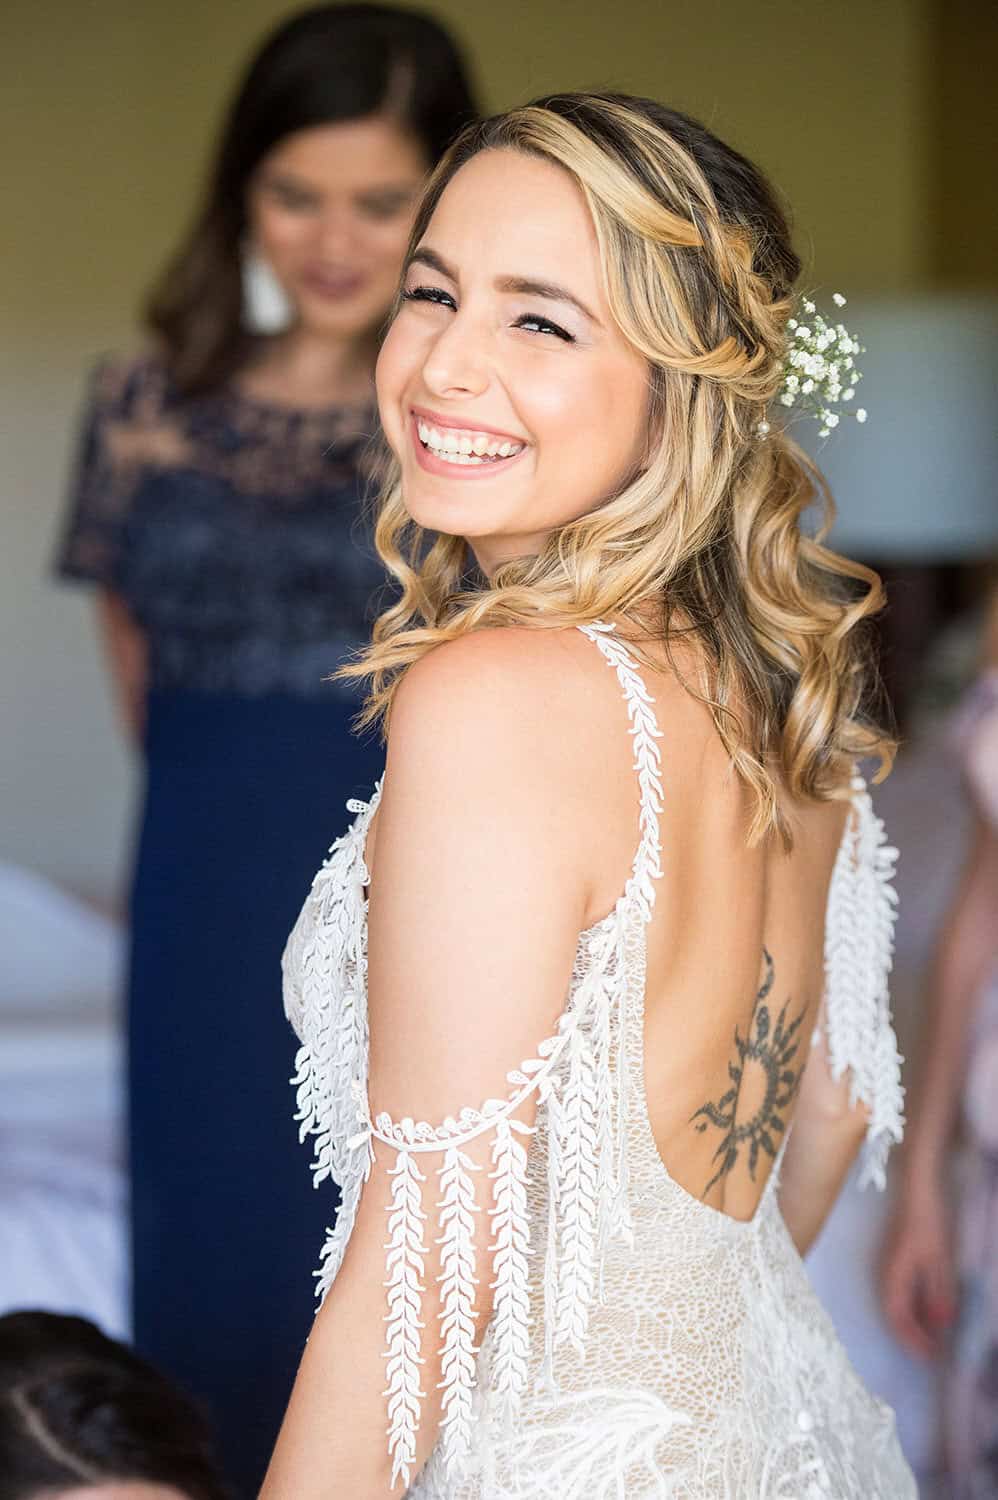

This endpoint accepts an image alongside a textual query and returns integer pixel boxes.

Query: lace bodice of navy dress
[56,351,385,697]
[282,624,919,1498]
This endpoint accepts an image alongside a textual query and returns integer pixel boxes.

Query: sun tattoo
[690,949,806,1197]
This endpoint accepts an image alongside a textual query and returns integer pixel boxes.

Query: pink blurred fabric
[944,669,998,1497]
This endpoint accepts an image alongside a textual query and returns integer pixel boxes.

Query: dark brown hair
[146,4,477,395]
[0,1310,230,1500]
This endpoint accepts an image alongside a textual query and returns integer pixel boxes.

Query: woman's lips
[409,411,528,480]
[301,268,367,300]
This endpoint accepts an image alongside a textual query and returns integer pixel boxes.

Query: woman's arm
[901,819,998,1185]
[96,588,148,743]
[779,1021,870,1256]
[880,817,998,1355]
[262,630,601,1499]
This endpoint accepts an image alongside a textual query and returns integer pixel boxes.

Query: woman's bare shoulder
[389,626,612,760]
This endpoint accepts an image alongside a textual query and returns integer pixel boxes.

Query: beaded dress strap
[575,622,664,915]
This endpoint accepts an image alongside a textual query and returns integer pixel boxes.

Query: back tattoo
[690,949,807,1197]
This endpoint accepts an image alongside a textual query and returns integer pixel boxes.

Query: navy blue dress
[57,353,388,1496]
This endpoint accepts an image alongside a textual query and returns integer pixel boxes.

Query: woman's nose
[420,312,490,400]
[316,206,356,260]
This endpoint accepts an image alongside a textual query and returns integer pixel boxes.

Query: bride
[263,93,917,1498]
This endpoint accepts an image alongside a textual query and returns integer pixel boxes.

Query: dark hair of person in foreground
[0,1310,230,1500]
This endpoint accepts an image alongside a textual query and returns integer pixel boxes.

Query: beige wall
[0,0,942,906]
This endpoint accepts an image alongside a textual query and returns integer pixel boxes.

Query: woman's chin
[399,474,501,538]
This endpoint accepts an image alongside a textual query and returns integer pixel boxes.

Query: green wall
[4,0,935,353]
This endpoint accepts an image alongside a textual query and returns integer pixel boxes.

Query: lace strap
[576,622,664,917]
[823,772,904,1188]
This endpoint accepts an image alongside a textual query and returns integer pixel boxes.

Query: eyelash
[400,285,575,343]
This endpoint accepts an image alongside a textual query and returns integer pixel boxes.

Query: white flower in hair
[757,291,868,440]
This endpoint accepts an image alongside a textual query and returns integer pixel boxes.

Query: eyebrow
[407,246,601,326]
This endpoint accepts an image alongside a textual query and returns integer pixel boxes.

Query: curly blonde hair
[340,92,894,842]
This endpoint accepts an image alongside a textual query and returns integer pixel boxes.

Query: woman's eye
[359,194,414,222]
[271,186,317,212]
[514,313,574,343]
[401,285,456,309]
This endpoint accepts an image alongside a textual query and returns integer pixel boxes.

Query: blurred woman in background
[883,587,998,1498]
[0,1309,229,1500]
[54,6,476,1492]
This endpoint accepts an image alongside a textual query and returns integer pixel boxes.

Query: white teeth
[435,449,486,465]
[414,416,525,466]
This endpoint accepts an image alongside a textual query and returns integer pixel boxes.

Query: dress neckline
[223,379,375,423]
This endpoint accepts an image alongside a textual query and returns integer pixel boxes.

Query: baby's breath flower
[766,291,868,439]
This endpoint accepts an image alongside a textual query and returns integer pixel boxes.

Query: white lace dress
[282,623,918,1499]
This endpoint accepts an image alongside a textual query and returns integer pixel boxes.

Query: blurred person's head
[362,93,893,840]
[0,1311,229,1500]
[148,3,477,393]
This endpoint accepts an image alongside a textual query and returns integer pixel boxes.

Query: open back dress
[283,622,918,1498]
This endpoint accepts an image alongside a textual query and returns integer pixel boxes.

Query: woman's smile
[410,406,528,477]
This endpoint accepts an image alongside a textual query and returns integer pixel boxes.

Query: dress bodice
[56,352,387,698]
[282,623,914,1498]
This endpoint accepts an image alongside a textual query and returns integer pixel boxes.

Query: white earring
[240,245,294,334]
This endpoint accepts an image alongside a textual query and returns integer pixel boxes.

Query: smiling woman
[376,150,649,566]
[263,94,915,1500]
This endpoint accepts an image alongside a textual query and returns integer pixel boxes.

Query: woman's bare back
[364,625,853,1227]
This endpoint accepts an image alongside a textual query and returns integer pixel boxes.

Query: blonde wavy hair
[340,92,894,842]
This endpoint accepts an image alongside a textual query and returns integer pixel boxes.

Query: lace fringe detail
[384,1149,428,1486]
[823,773,904,1189]
[436,1147,481,1468]
[488,1118,534,1419]
[283,786,380,1294]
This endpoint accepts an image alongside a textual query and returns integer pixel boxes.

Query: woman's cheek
[515,365,589,452]
[375,326,413,450]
